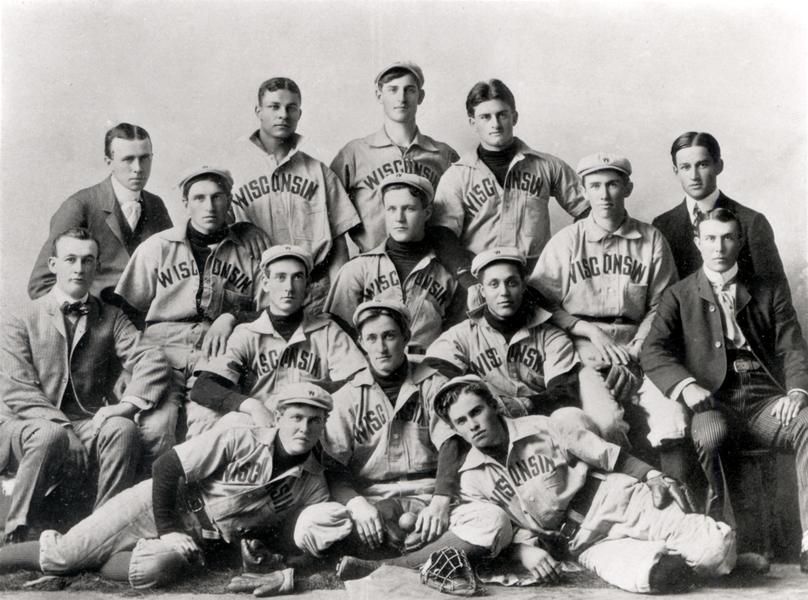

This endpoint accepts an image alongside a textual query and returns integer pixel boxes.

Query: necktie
[121,199,142,231]
[692,204,707,227]
[712,282,746,348]
[61,301,89,316]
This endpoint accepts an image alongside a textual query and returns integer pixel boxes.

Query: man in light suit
[0,228,171,544]
[642,208,808,573]
[651,131,788,287]
[27,123,174,304]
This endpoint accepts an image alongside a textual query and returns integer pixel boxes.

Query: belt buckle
[187,494,204,513]
[733,358,757,373]
[558,519,579,540]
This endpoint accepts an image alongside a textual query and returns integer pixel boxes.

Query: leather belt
[184,485,222,540]
[575,315,637,326]
[558,473,604,540]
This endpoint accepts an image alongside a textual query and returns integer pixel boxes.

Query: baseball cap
[576,153,632,178]
[260,244,314,274]
[274,383,334,412]
[178,165,234,195]
[470,247,526,279]
[380,172,435,205]
[352,298,412,333]
[374,61,425,88]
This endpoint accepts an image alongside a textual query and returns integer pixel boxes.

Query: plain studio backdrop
[1,0,806,331]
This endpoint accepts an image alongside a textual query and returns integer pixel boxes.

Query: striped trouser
[690,368,808,531]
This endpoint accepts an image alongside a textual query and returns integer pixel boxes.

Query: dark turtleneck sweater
[385,237,431,284]
[477,143,519,187]
[269,309,304,342]
[370,360,409,405]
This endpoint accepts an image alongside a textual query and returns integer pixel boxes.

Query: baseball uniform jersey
[229,133,361,267]
[115,222,263,323]
[324,363,451,485]
[530,214,678,347]
[425,306,579,416]
[194,311,367,409]
[431,138,588,266]
[331,128,458,252]
[323,241,458,350]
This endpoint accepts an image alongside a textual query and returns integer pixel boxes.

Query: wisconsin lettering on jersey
[256,347,323,377]
[156,258,253,293]
[352,393,428,445]
[223,458,267,484]
[463,171,542,219]
[267,479,295,513]
[364,268,450,307]
[361,160,439,191]
[508,453,555,486]
[568,254,648,285]
[232,173,320,209]
[491,475,517,505]
[470,345,543,377]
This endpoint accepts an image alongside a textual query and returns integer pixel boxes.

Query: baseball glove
[419,546,481,596]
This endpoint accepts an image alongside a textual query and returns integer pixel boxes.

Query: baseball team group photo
[0,1,806,598]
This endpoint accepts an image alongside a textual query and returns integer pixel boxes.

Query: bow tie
[61,301,89,316]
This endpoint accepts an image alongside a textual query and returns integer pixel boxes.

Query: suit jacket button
[714,341,722,348]
[709,305,716,312]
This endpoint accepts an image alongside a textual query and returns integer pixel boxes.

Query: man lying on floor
[427,375,737,593]
[0,384,352,589]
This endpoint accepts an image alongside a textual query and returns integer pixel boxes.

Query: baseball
[398,512,417,532]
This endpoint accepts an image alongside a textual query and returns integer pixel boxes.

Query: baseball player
[114,166,267,438]
[188,244,367,432]
[324,172,463,352]
[330,61,459,254]
[0,384,353,589]
[529,153,689,479]
[430,79,589,273]
[425,246,628,444]
[324,300,512,579]
[227,77,361,315]
[434,375,736,594]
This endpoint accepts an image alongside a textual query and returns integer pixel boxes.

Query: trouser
[571,473,736,593]
[72,416,142,509]
[690,364,808,528]
[0,420,69,536]
[141,321,209,439]
[575,338,688,448]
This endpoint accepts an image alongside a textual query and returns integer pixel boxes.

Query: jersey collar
[455,137,541,169]
[472,301,553,336]
[247,130,304,166]
[159,221,243,246]
[365,127,440,152]
[583,213,642,241]
[460,415,553,473]
[365,239,438,270]
[245,310,329,337]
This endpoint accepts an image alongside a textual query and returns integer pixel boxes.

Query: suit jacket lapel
[101,177,126,247]
[735,278,752,313]
[695,270,717,304]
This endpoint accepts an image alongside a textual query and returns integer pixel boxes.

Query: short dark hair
[257,77,302,105]
[466,79,516,117]
[104,123,150,159]
[182,173,232,200]
[382,182,430,209]
[670,131,721,165]
[377,67,420,89]
[695,207,742,237]
[434,381,499,425]
[51,227,100,258]
[357,307,411,341]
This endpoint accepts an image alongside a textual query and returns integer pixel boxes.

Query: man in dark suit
[1,228,171,544]
[642,208,808,573]
[651,131,788,286]
[28,123,173,302]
